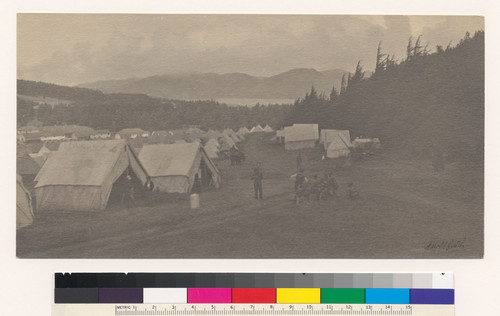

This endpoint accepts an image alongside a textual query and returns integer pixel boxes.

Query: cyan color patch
[365,289,409,304]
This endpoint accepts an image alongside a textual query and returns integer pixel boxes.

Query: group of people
[294,169,339,204]
[250,155,360,204]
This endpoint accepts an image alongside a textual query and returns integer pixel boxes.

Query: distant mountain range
[78,68,349,100]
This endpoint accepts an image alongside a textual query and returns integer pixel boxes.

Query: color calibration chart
[52,273,454,316]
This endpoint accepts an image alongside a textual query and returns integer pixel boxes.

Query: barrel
[190,193,200,209]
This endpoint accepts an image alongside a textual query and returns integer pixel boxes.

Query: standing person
[328,172,339,198]
[294,168,306,191]
[144,176,155,206]
[251,162,263,200]
[122,174,136,208]
[347,182,359,201]
[296,153,303,171]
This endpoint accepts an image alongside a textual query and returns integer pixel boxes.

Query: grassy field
[16,134,483,258]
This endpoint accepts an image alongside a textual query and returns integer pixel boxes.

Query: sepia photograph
[16,14,484,258]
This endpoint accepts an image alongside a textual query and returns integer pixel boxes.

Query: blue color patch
[410,289,454,304]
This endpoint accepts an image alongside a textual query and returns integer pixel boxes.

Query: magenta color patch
[187,288,232,303]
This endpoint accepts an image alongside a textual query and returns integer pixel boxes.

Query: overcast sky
[17,14,483,86]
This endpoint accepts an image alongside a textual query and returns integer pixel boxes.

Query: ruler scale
[52,304,454,316]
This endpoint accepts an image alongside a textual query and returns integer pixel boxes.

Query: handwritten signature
[425,237,466,251]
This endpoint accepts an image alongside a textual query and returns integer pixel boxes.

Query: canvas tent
[34,140,147,212]
[17,174,34,229]
[204,144,219,160]
[284,124,319,150]
[138,143,220,194]
[352,137,381,150]
[320,129,351,147]
[263,124,274,132]
[250,125,264,133]
[17,152,41,183]
[293,124,319,138]
[237,127,250,135]
[219,135,237,151]
[325,136,351,158]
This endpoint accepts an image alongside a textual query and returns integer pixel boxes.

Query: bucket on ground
[190,193,200,209]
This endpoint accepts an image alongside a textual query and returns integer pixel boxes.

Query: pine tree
[375,41,386,73]
[330,85,339,103]
[340,73,347,94]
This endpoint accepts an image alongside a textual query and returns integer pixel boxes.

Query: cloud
[17,14,484,86]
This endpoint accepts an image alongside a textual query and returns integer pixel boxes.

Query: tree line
[285,31,484,161]
[18,30,483,164]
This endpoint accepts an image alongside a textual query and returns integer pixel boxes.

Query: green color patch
[321,288,365,303]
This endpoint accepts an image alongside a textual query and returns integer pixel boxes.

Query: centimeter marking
[114,305,411,316]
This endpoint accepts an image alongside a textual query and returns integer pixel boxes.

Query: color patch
[143,288,187,303]
[393,274,413,289]
[333,274,353,288]
[276,288,321,303]
[254,274,274,288]
[365,289,409,304]
[432,273,454,289]
[275,274,295,288]
[232,288,276,303]
[54,288,99,303]
[234,274,256,288]
[187,288,231,303]
[410,289,454,304]
[294,274,314,288]
[321,288,365,303]
[373,274,393,288]
[99,288,143,303]
[312,274,334,288]
[353,274,373,288]
[412,274,433,289]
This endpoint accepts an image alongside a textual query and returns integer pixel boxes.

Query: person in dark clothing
[295,168,306,191]
[191,174,202,194]
[251,162,263,200]
[347,182,359,201]
[144,176,155,206]
[296,153,303,170]
[122,174,136,208]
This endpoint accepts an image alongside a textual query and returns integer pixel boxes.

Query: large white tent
[17,174,34,229]
[284,124,319,150]
[34,140,147,212]
[138,143,220,194]
[325,136,351,158]
[320,129,352,147]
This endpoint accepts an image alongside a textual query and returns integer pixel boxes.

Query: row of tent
[29,140,221,213]
[17,124,275,178]
[16,124,276,226]
[18,124,275,144]
[277,123,380,158]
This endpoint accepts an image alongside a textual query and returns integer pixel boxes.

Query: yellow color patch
[276,288,321,303]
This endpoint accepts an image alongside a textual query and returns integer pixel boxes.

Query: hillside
[343,32,483,160]
[78,68,347,100]
[16,79,292,132]
[288,31,484,163]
